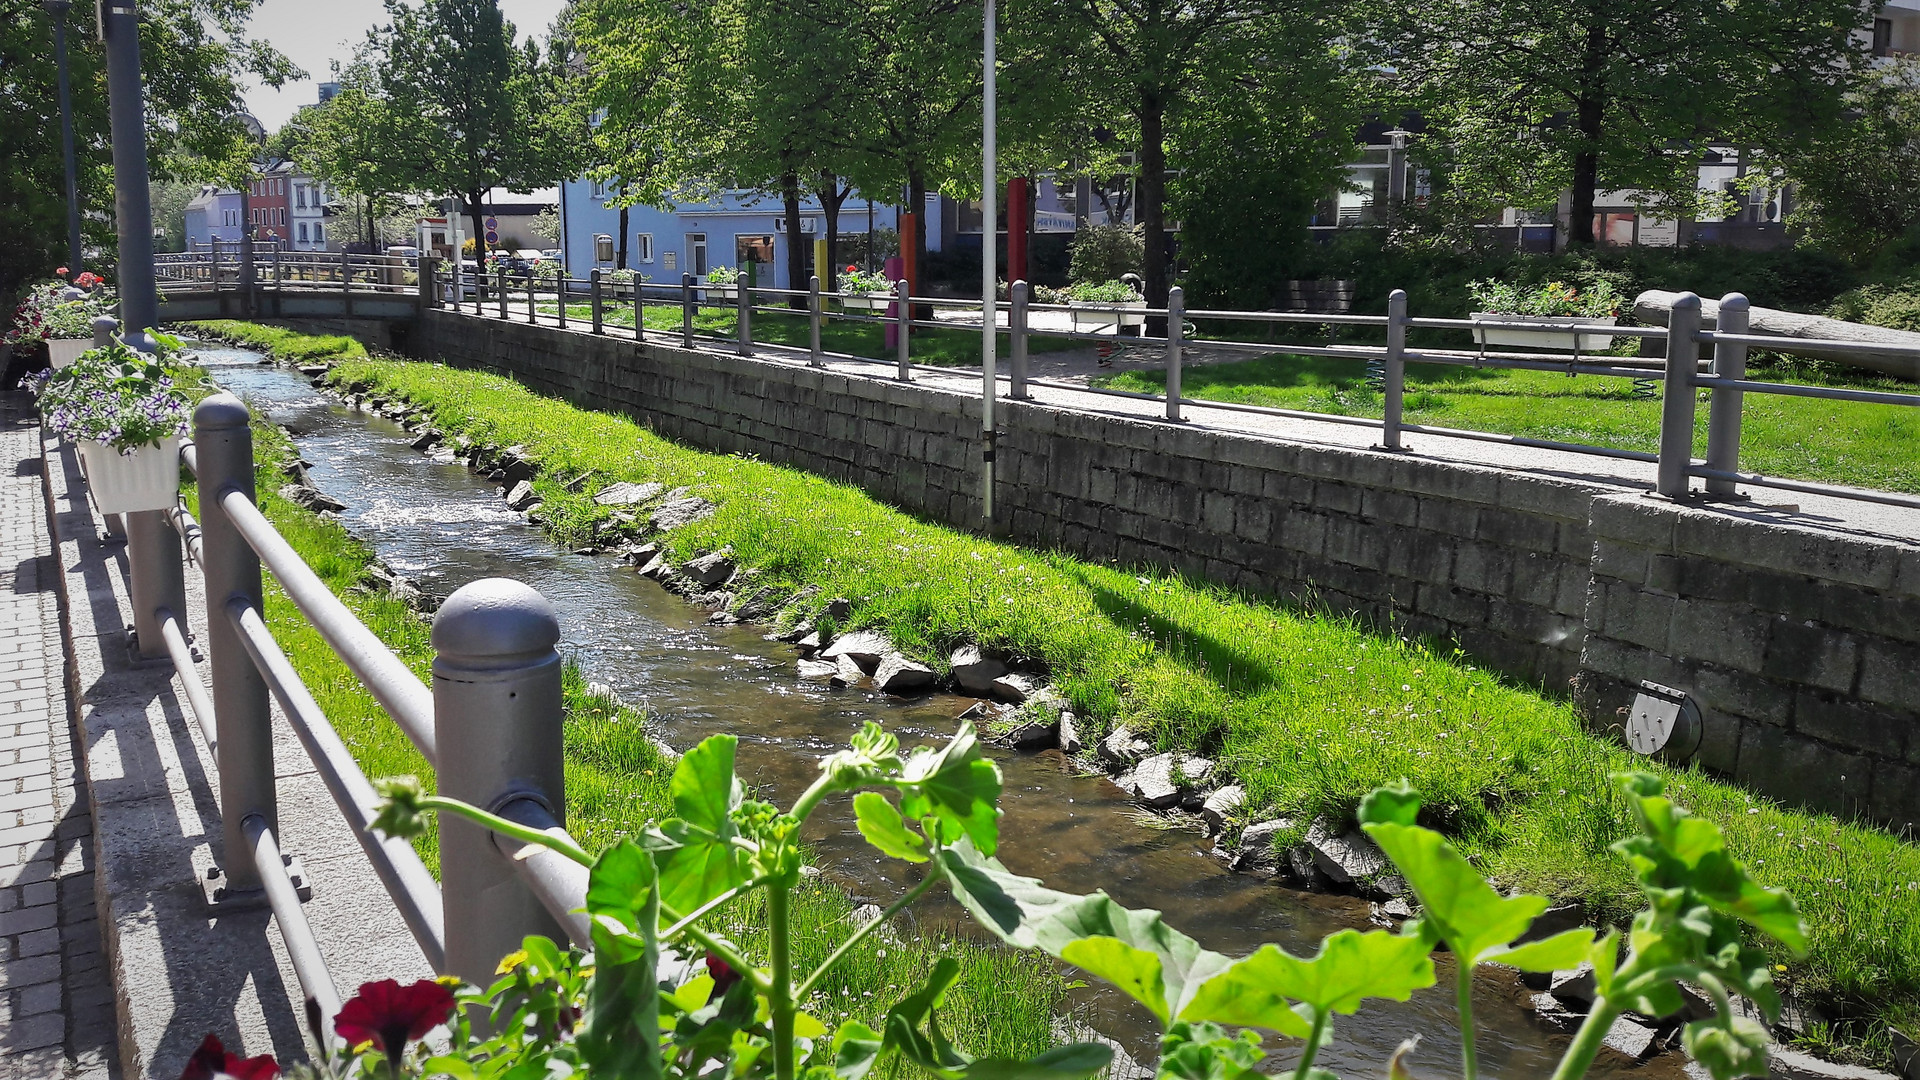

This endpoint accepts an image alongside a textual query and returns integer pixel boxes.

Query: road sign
[484,216,498,230]
[485,230,499,245]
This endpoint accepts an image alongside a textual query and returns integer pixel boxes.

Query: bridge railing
[91,332,589,1047]
[156,251,422,296]
[432,269,1920,514]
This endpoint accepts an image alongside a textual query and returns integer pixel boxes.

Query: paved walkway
[0,391,116,1079]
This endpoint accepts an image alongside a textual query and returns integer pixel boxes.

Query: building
[557,180,928,290]
[182,185,243,250]
[289,173,334,252]
[246,161,294,247]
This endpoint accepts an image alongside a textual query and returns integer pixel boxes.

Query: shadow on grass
[1067,565,1278,701]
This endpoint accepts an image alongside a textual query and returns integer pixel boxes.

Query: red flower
[56,267,68,277]
[180,1034,279,1080]
[706,951,742,993]
[334,978,456,1054]
[845,264,857,272]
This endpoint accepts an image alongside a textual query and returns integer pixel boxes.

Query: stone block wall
[409,310,1920,823]
[1577,494,1920,821]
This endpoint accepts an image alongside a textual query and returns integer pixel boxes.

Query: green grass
[523,299,1076,368]
[170,346,1067,1057]
[190,322,1920,1067]
[1097,352,1920,494]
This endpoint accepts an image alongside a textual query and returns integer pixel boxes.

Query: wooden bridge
[154,250,429,321]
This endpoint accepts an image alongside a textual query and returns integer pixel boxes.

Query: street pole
[101,0,159,346]
[45,0,82,273]
[980,0,997,529]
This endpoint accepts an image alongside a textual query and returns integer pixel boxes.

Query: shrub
[1468,278,1623,318]
[1828,276,1920,333]
[1068,224,1144,285]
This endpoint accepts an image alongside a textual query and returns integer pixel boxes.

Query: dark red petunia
[179,1033,280,1080]
[705,951,741,994]
[333,978,456,1053]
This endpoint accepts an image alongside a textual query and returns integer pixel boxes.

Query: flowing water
[198,344,1686,1080]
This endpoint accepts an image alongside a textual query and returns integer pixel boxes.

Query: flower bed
[25,340,190,514]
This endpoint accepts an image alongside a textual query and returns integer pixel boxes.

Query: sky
[239,0,570,131]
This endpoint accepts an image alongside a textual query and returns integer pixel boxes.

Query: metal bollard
[895,279,911,381]
[1379,289,1409,451]
[634,276,645,343]
[681,273,694,348]
[1010,281,1029,399]
[92,315,117,348]
[556,275,568,330]
[1655,292,1703,498]
[195,394,274,893]
[736,278,752,356]
[1704,293,1750,498]
[590,269,603,335]
[126,508,184,661]
[497,269,508,319]
[432,578,568,985]
[1166,286,1185,422]
[809,275,823,367]
[530,274,540,325]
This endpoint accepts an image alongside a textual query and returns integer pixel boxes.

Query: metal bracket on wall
[1627,680,1702,761]
[200,853,313,912]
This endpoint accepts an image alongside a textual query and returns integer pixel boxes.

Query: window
[686,232,708,277]
[314,223,323,244]
[297,185,307,209]
[1875,17,1893,55]
[637,233,654,263]
[591,179,606,199]
[299,222,309,242]
[594,233,615,262]
[735,233,775,266]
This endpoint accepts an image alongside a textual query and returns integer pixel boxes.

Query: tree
[0,0,296,298]
[1785,59,1920,262]
[363,0,582,253]
[1372,0,1872,247]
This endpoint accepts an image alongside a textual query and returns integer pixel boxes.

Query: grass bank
[1095,352,1920,494]
[188,321,1920,1067]
[170,345,1068,1059]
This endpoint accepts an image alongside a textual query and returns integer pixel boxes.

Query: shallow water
[200,345,1686,1079]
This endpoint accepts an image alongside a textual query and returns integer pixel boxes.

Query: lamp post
[100,0,160,347]
[44,0,82,274]
[980,0,997,528]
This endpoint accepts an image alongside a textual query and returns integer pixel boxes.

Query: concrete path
[0,390,117,1079]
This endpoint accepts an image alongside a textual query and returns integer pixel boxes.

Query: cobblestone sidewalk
[0,391,116,1079]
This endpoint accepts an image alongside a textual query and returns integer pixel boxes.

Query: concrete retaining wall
[407,310,1920,823]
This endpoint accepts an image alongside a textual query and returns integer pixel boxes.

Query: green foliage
[4,281,115,345]
[1466,279,1623,318]
[1061,279,1143,304]
[1067,226,1144,285]
[1828,276,1920,334]
[1784,61,1920,261]
[25,341,192,450]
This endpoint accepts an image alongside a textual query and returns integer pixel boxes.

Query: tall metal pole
[980,0,997,528]
[101,0,160,345]
[46,1,83,272]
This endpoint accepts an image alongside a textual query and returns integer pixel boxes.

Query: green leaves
[369,774,432,839]
[898,722,1003,856]
[1184,932,1435,1038]
[845,958,1113,1080]
[648,735,753,915]
[853,793,928,863]
[579,839,663,1080]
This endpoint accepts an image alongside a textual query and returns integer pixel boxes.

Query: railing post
[1379,289,1409,451]
[432,578,568,985]
[681,273,694,348]
[590,269,604,334]
[736,277,752,356]
[1704,293,1749,498]
[1010,280,1029,399]
[340,250,352,317]
[1165,286,1185,422]
[556,274,568,330]
[634,276,645,343]
[1656,292,1703,498]
[895,279,911,381]
[497,269,508,319]
[809,274,823,367]
[126,507,184,662]
[419,256,437,310]
[195,393,274,894]
[529,272,539,325]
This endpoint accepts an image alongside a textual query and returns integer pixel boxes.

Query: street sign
[484,216,498,230]
[485,230,499,245]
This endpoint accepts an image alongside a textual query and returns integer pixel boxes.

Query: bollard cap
[194,392,250,431]
[1719,292,1750,312]
[91,315,119,334]
[433,578,560,662]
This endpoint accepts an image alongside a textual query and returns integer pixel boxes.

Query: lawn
[169,346,1071,1061]
[1098,351,1920,494]
[189,319,1920,1067]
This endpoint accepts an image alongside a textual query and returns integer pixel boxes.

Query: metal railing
[432,271,1920,513]
[155,251,422,296]
[92,353,589,1049]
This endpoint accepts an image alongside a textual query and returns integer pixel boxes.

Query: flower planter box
[47,338,91,369]
[1470,312,1617,353]
[840,292,894,315]
[79,437,181,515]
[1069,301,1146,333]
[706,283,739,303]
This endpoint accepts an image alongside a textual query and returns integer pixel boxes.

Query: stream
[197,344,1687,1080]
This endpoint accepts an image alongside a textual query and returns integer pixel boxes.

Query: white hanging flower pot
[47,338,91,369]
[79,437,181,515]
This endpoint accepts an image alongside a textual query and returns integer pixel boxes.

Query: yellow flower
[496,949,529,976]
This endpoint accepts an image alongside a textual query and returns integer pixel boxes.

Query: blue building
[182,185,244,250]
[557,179,950,290]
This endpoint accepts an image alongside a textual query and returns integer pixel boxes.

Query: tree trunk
[466,190,488,264]
[1568,20,1607,247]
[817,172,846,290]
[618,188,630,271]
[908,171,931,319]
[781,169,806,309]
[1138,91,1169,336]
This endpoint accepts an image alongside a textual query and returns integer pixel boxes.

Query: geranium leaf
[853,792,929,863]
[898,722,1003,856]
[1059,936,1170,1023]
[961,1043,1115,1080]
[832,1021,886,1080]
[579,839,662,1080]
[1187,931,1434,1022]
[1364,818,1550,963]
[1481,929,1599,974]
[650,736,750,914]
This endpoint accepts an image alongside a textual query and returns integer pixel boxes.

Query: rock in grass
[596,480,665,506]
[1118,753,1182,808]
[1601,1016,1658,1060]
[999,716,1058,751]
[777,620,815,645]
[874,653,938,695]
[989,671,1041,704]
[623,542,660,566]
[278,483,346,514]
[410,430,441,451]
[1201,784,1246,833]
[505,480,540,511]
[1305,821,1389,884]
[1286,844,1330,889]
[1098,725,1150,767]
[651,496,715,531]
[683,550,736,587]
[1768,1047,1901,1080]
[950,646,1008,695]
[637,555,668,579]
[1548,964,1597,1005]
[1058,711,1083,755]
[830,654,865,688]
[1234,819,1291,873]
[824,597,852,622]
[821,630,891,673]
[1529,993,1583,1032]
[1516,902,1589,945]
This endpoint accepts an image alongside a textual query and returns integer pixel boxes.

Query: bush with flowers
[23,340,191,451]
[5,274,115,347]
[1467,278,1623,319]
[175,716,1812,1080]
[835,266,895,295]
